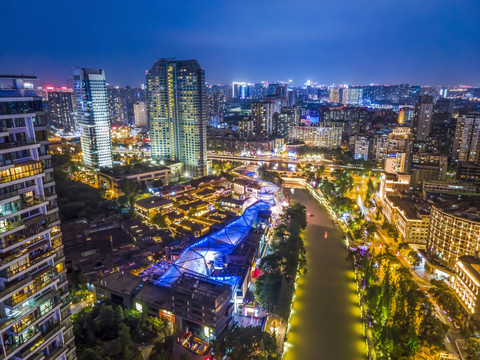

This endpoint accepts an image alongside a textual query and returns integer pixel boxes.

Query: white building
[354,136,370,160]
[373,133,389,162]
[342,88,363,106]
[133,101,148,128]
[384,127,413,174]
[73,68,113,168]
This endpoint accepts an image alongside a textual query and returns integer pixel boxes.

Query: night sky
[1,0,479,87]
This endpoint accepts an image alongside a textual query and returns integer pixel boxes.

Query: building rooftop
[135,196,173,210]
[458,255,480,284]
[432,200,480,222]
[172,273,231,299]
[135,282,171,309]
[221,196,247,206]
[388,195,429,220]
[96,272,142,295]
[99,163,169,176]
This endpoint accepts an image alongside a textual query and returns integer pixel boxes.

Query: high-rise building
[207,89,224,128]
[107,86,128,125]
[427,205,480,266]
[342,88,364,106]
[146,59,208,177]
[288,122,343,149]
[452,114,480,164]
[238,117,254,139]
[232,82,249,99]
[413,95,434,141]
[354,136,370,160]
[44,87,75,130]
[73,68,113,169]
[0,75,76,359]
[385,127,413,174]
[133,101,148,128]
[251,100,275,138]
[329,88,341,103]
[373,133,389,162]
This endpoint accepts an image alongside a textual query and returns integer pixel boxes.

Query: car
[307,212,313,217]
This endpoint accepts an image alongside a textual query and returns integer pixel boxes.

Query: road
[284,189,366,360]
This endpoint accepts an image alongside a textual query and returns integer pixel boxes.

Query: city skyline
[1,0,480,87]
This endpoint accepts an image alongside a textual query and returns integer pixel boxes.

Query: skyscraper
[251,100,275,138]
[44,87,75,130]
[0,75,76,359]
[133,101,148,128]
[413,95,434,141]
[146,59,207,177]
[385,127,413,174]
[73,68,113,169]
[342,88,364,106]
[452,114,480,164]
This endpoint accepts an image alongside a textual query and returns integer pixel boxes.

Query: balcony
[2,248,56,281]
[0,218,52,252]
[0,190,19,203]
[3,267,58,308]
[0,139,38,153]
[1,294,61,335]
[0,197,48,223]
[44,344,67,360]
[4,327,41,358]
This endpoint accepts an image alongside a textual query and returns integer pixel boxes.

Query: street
[284,189,366,360]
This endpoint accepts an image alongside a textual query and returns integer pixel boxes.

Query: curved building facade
[427,205,480,266]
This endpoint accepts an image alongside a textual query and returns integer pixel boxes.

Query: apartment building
[0,75,75,360]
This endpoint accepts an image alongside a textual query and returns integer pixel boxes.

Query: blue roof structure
[154,181,278,289]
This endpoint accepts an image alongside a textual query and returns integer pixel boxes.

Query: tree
[408,250,421,269]
[467,337,480,360]
[152,213,167,228]
[141,316,170,342]
[213,326,277,360]
[191,222,203,237]
[152,178,164,188]
[81,349,103,360]
[316,165,325,179]
[118,323,132,354]
[119,178,139,200]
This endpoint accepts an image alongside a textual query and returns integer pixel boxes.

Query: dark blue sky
[1,0,479,87]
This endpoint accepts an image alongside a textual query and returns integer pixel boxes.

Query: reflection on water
[284,189,366,360]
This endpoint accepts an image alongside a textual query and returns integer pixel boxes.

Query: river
[283,189,366,360]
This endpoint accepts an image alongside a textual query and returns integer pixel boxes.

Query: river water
[283,189,366,360]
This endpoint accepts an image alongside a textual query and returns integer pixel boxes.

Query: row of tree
[350,247,449,359]
[254,203,307,319]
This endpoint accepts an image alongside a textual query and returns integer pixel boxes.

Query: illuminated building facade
[73,68,113,169]
[147,59,208,177]
[385,127,413,174]
[413,95,434,141]
[44,87,75,130]
[251,100,275,138]
[427,205,480,266]
[452,114,480,164]
[452,255,480,321]
[289,122,343,149]
[341,88,363,106]
[0,75,76,359]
